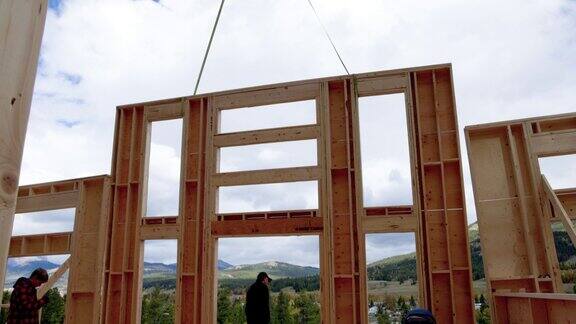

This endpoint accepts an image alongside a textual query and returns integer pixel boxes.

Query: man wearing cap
[245,272,272,324]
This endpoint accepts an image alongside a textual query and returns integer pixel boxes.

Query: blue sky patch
[49,0,63,15]
[57,119,81,128]
[59,72,82,85]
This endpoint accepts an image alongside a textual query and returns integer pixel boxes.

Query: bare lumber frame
[4,176,111,324]
[9,232,72,257]
[466,112,576,323]
[99,64,474,324]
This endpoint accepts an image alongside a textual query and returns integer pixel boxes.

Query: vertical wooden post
[175,98,209,323]
[0,0,47,289]
[324,79,365,323]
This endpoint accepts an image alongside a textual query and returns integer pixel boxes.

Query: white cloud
[17,0,576,265]
[143,240,178,264]
[218,236,320,267]
[12,209,76,236]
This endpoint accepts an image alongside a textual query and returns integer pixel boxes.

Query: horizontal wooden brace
[365,205,413,217]
[214,83,319,110]
[355,74,408,97]
[9,232,72,257]
[492,292,576,301]
[532,131,576,157]
[120,64,452,109]
[16,191,78,213]
[212,166,320,187]
[213,125,319,147]
[211,217,323,237]
[217,209,317,221]
[144,101,184,121]
[363,215,417,233]
[140,216,179,240]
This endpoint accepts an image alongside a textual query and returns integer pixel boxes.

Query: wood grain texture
[0,0,47,291]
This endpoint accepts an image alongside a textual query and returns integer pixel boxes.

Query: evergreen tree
[1,290,10,324]
[217,287,232,324]
[273,291,293,324]
[409,295,417,308]
[476,307,490,324]
[479,294,488,312]
[396,296,409,316]
[141,287,174,324]
[376,304,391,324]
[294,292,319,324]
[41,288,65,324]
[228,299,246,324]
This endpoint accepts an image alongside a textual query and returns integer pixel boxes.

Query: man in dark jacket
[7,268,49,324]
[245,272,272,324]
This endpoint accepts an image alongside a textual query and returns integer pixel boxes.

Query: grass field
[367,280,488,299]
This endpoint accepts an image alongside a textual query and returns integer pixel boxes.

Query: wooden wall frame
[466,112,576,323]
[101,64,475,324]
[7,175,111,323]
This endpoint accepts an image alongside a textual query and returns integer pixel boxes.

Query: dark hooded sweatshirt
[245,281,270,324]
[7,277,48,324]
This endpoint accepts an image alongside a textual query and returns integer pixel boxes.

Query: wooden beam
[213,125,319,147]
[212,166,320,187]
[144,100,184,121]
[16,191,78,213]
[140,216,180,240]
[531,131,576,157]
[211,217,323,237]
[508,126,540,277]
[363,215,418,233]
[0,0,48,293]
[119,64,452,109]
[217,209,317,221]
[542,175,576,248]
[355,73,407,97]
[65,176,111,324]
[213,83,319,110]
[364,205,413,217]
[37,257,70,299]
[9,232,72,257]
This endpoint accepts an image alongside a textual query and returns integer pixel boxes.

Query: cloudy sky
[9,0,576,270]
